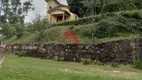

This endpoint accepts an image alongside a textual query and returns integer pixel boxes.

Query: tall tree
[67,0,86,17]
[0,0,34,24]
[132,0,142,9]
[67,0,102,17]
[81,0,101,16]
[29,15,52,42]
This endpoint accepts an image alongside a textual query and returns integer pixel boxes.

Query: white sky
[24,0,67,23]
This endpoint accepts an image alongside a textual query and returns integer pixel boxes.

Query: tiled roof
[48,5,68,13]
[45,0,67,6]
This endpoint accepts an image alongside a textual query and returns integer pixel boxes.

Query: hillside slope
[1,10,142,44]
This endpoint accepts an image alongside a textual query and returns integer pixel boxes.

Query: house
[45,0,78,23]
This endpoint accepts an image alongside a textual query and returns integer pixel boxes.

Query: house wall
[47,0,59,11]
[46,1,77,23]
[47,0,60,22]
[55,6,77,21]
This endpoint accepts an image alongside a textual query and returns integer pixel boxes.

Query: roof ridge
[45,0,67,6]
[48,5,69,13]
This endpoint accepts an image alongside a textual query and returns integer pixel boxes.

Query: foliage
[94,20,118,38]
[14,51,25,57]
[74,11,142,39]
[0,24,16,38]
[53,56,64,61]
[1,11,142,44]
[121,11,142,19]
[92,59,105,66]
[67,0,140,17]
[81,0,101,16]
[67,0,103,17]
[0,0,34,24]
[111,62,120,68]
[14,24,26,39]
[81,58,92,65]
[0,23,26,39]
[29,15,52,42]
[103,0,137,13]
[67,0,86,17]
[134,59,142,69]
[53,15,104,26]
[132,0,142,9]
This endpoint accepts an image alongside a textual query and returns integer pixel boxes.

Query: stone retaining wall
[4,38,142,63]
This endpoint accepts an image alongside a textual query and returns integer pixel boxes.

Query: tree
[0,0,34,24]
[0,24,16,38]
[67,0,86,17]
[29,15,52,42]
[81,0,101,16]
[67,0,102,17]
[67,0,139,17]
[103,0,137,13]
[132,0,142,9]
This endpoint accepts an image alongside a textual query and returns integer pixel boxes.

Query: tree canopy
[0,0,34,24]
[67,0,142,17]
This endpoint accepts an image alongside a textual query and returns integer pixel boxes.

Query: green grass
[0,55,142,80]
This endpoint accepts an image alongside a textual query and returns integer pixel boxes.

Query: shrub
[132,0,142,9]
[95,21,118,38]
[111,62,120,68]
[103,0,137,13]
[81,58,92,65]
[53,56,59,61]
[53,56,64,61]
[29,15,52,42]
[92,60,105,66]
[121,11,142,19]
[59,57,64,61]
[131,12,142,19]
[53,15,104,26]
[14,51,25,57]
[121,12,132,18]
[134,59,142,69]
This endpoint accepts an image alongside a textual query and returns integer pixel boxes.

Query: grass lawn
[0,55,142,80]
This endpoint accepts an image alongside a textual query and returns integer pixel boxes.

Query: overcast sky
[24,0,67,23]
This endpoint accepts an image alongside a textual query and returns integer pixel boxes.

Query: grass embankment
[0,55,142,80]
[1,10,142,44]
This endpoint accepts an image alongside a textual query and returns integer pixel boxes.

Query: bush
[111,62,120,68]
[103,0,137,13]
[134,59,142,69]
[131,12,142,19]
[95,21,118,38]
[81,58,92,65]
[14,51,25,57]
[53,15,104,26]
[29,15,52,42]
[75,12,142,39]
[92,60,105,66]
[132,0,142,9]
[121,11,142,19]
[53,56,64,61]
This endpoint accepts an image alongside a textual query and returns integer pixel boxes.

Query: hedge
[53,13,118,26]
